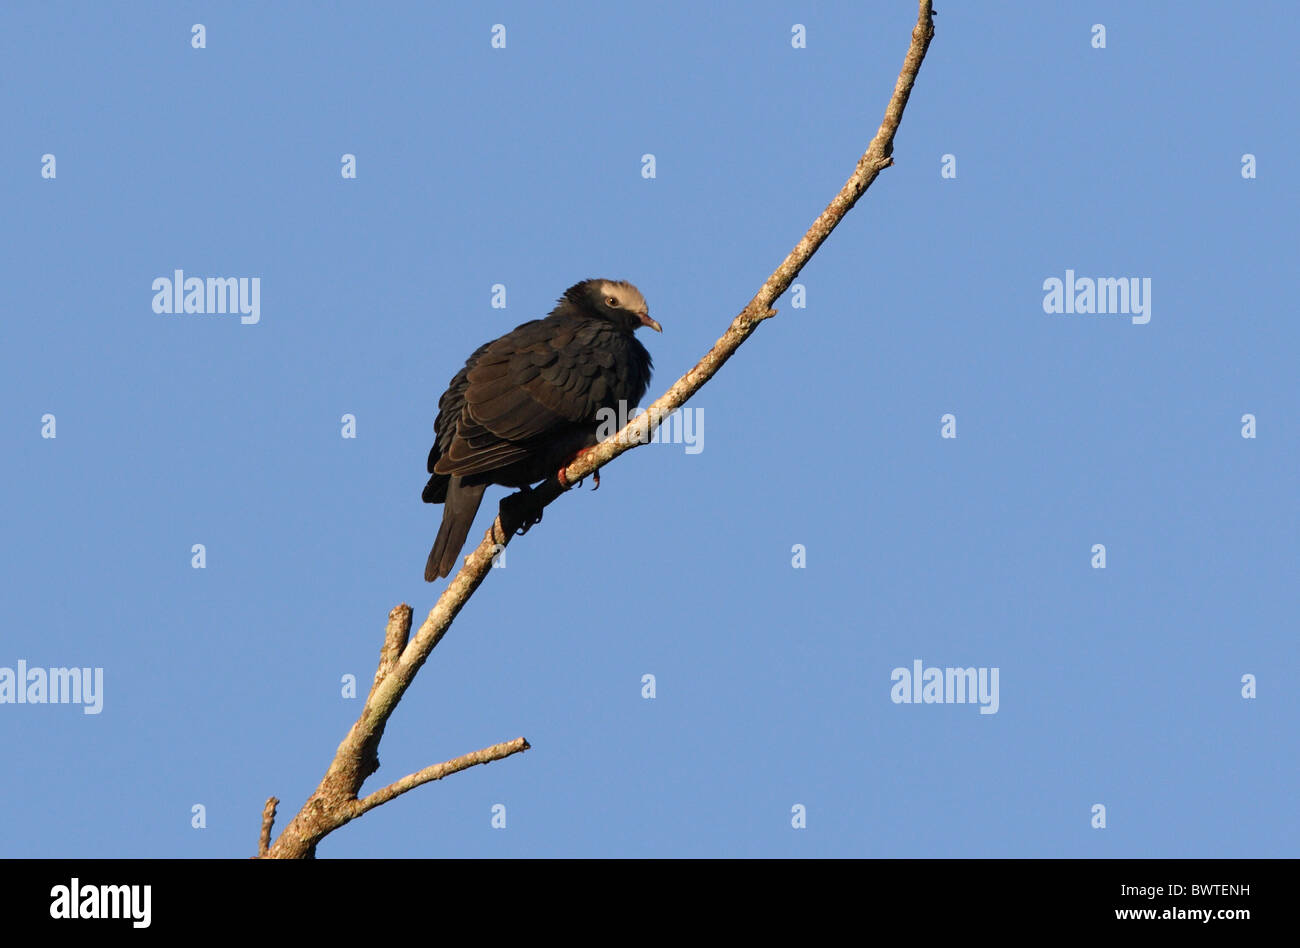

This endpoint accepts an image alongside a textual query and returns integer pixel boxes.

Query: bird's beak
[640,314,662,332]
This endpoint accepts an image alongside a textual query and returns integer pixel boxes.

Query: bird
[422,278,662,581]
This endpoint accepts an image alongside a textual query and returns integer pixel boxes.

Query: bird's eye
[605,296,618,307]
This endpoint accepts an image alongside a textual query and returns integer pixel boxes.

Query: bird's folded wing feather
[433,321,613,478]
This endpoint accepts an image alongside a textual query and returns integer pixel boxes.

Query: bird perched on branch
[422,279,662,581]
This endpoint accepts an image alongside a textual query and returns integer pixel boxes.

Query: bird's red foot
[558,448,600,490]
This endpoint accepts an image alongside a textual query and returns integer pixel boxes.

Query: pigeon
[422,279,662,581]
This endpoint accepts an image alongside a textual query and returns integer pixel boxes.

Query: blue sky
[1,1,1295,857]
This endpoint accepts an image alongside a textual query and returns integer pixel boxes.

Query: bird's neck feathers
[549,297,640,334]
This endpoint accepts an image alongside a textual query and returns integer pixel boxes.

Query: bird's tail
[425,478,488,581]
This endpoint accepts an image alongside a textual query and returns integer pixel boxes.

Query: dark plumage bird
[422,279,662,581]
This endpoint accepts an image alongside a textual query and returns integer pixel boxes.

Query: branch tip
[353,736,532,817]
[258,797,279,857]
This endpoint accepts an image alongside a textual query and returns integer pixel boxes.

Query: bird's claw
[499,488,544,538]
[557,463,601,491]
[514,509,542,536]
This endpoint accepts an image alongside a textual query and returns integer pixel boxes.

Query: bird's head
[567,279,662,333]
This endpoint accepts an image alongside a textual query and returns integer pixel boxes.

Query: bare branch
[354,738,531,817]
[261,1,934,858]
[372,603,412,691]
[257,797,278,858]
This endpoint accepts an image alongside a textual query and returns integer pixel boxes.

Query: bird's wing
[426,339,492,475]
[433,319,616,478]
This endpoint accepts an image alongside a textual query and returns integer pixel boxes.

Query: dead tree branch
[261,1,934,858]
